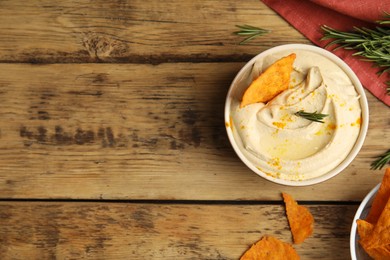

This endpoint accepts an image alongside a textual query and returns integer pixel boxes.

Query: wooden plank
[0,202,358,259]
[0,63,388,201]
[0,0,309,63]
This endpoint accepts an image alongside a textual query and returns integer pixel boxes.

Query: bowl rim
[224,43,369,186]
[350,183,380,260]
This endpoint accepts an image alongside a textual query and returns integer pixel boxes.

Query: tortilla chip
[282,192,314,244]
[240,53,296,108]
[366,168,390,224]
[357,169,390,259]
[240,236,300,260]
[357,219,374,240]
[357,219,378,257]
[360,196,390,259]
[362,246,390,260]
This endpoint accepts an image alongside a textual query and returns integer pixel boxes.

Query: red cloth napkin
[262,0,390,106]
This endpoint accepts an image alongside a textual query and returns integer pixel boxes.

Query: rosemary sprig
[294,110,329,123]
[234,25,269,45]
[321,20,390,95]
[321,25,390,73]
[377,11,390,25]
[371,149,390,170]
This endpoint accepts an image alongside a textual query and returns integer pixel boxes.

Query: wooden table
[0,1,388,259]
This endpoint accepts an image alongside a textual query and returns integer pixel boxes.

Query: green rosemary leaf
[294,110,329,123]
[321,20,390,95]
[377,11,390,24]
[371,149,390,170]
[234,25,269,45]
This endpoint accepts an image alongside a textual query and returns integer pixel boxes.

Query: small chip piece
[282,192,314,244]
[366,168,390,224]
[240,236,300,260]
[240,53,296,108]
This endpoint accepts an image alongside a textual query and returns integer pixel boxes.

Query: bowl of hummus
[225,44,369,186]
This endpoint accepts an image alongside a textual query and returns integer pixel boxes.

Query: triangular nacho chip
[359,197,390,259]
[282,192,314,244]
[240,236,300,260]
[240,53,296,108]
[357,219,374,240]
[366,168,390,224]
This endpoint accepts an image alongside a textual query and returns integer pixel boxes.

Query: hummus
[231,50,362,181]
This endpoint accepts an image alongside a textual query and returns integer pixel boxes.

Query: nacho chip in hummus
[240,53,296,108]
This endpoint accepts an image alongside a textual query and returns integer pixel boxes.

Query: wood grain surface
[0,0,389,259]
[0,0,309,63]
[0,63,387,201]
[0,202,358,260]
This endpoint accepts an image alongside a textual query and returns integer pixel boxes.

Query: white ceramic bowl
[350,184,380,260]
[224,44,369,186]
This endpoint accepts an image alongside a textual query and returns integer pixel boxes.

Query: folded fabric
[262,0,390,106]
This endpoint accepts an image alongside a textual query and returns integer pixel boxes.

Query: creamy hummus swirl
[231,50,362,181]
